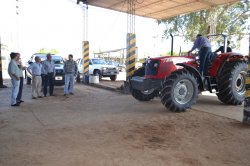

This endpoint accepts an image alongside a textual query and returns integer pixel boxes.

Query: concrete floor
[1,70,244,122]
[0,79,249,166]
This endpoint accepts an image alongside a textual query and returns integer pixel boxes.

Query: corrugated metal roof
[85,0,239,20]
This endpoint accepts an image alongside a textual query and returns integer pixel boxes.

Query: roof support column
[78,1,90,83]
[126,0,136,81]
[83,41,89,75]
[0,37,7,88]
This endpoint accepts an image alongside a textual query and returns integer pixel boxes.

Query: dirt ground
[0,80,250,166]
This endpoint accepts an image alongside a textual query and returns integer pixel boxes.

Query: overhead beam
[108,0,126,9]
[197,0,216,7]
[86,0,240,20]
[143,0,224,18]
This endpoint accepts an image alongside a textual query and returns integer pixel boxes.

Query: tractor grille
[145,60,159,76]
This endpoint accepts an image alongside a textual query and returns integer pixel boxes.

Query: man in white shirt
[27,56,43,99]
[8,52,20,106]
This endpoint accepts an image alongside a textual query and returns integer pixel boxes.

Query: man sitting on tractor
[188,34,212,76]
[214,40,232,54]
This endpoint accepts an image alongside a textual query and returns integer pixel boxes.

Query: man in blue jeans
[8,52,20,106]
[63,54,78,96]
[188,34,212,76]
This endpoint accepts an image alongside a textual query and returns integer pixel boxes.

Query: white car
[76,58,119,81]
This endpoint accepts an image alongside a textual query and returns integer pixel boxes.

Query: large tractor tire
[160,69,198,112]
[217,61,247,105]
[131,66,158,101]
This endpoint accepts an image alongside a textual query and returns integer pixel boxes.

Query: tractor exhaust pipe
[170,33,173,56]
[208,34,228,53]
[222,34,228,53]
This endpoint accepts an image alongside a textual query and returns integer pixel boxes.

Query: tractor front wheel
[160,69,198,112]
[131,88,158,101]
[131,66,158,101]
[217,61,247,105]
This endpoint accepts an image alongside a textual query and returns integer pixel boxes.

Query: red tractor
[130,35,247,112]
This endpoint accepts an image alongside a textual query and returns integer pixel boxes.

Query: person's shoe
[20,100,24,102]
[38,96,43,98]
[50,94,55,96]
[64,94,67,96]
[70,93,74,95]
[11,103,20,106]
[32,97,37,99]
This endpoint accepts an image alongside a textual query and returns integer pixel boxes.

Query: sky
[0,0,170,60]
[0,0,249,61]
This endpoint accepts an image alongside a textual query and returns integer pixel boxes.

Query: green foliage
[160,51,179,56]
[38,48,47,54]
[158,0,250,47]
[137,58,147,63]
[50,49,58,54]
[38,48,59,54]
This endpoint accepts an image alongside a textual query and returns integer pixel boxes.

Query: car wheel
[94,70,102,80]
[26,77,31,85]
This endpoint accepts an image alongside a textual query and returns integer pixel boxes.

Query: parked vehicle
[26,53,65,86]
[106,60,126,72]
[130,35,247,112]
[76,58,119,81]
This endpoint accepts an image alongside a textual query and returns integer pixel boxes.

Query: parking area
[0,75,250,166]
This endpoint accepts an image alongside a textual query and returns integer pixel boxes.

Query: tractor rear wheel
[217,61,247,105]
[160,69,198,112]
[131,67,158,101]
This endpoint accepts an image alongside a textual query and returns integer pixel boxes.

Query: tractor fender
[217,54,245,77]
[176,63,204,91]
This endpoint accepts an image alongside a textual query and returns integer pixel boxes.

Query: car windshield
[52,56,64,64]
[107,61,118,66]
[92,59,107,65]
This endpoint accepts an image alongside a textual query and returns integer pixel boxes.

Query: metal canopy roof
[86,0,239,20]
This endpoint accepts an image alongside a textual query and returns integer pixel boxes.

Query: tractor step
[205,76,218,93]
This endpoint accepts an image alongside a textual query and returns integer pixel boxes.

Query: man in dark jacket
[214,41,232,54]
[63,54,78,96]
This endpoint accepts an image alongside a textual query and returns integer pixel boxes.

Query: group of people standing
[8,53,78,107]
[27,53,55,99]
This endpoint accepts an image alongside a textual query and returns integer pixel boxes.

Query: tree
[157,0,250,47]
[50,49,58,54]
[38,48,47,54]
[38,48,59,54]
